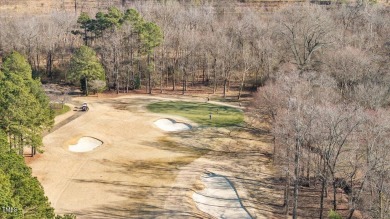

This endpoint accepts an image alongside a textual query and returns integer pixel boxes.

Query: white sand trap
[154,118,191,132]
[68,137,103,152]
[192,172,253,219]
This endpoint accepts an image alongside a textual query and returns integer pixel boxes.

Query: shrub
[328,209,342,219]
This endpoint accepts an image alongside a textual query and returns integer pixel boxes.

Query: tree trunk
[166,66,169,89]
[285,169,290,217]
[13,135,16,151]
[182,79,185,95]
[126,69,129,93]
[138,63,142,91]
[347,208,356,219]
[347,177,366,219]
[7,132,11,152]
[160,69,163,93]
[307,147,311,182]
[46,51,53,79]
[148,53,152,94]
[36,53,40,72]
[84,28,88,46]
[173,68,176,91]
[223,79,227,98]
[202,66,206,84]
[292,138,301,219]
[319,174,327,219]
[116,69,119,94]
[238,70,246,100]
[272,136,276,163]
[255,68,258,89]
[380,191,383,219]
[85,77,88,96]
[19,134,23,156]
[182,69,186,95]
[320,164,328,219]
[206,59,210,85]
[333,178,337,211]
[160,48,164,93]
[114,46,119,94]
[213,58,217,94]
[148,72,151,94]
[285,143,291,217]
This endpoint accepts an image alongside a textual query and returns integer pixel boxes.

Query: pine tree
[0,51,53,155]
[67,46,106,95]
[0,152,54,218]
[0,170,22,219]
[139,21,163,94]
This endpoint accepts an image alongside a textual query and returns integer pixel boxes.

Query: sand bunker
[154,118,191,132]
[192,172,253,219]
[68,137,103,152]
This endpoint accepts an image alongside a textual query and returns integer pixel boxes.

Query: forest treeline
[252,4,390,219]
[0,1,389,218]
[0,1,388,98]
[0,52,75,218]
[0,1,279,96]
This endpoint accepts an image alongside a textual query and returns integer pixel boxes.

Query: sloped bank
[193,172,253,219]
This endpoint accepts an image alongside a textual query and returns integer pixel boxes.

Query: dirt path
[28,95,281,218]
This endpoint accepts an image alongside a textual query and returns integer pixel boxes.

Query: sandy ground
[154,119,192,132]
[28,94,281,218]
[192,172,252,218]
[68,137,103,152]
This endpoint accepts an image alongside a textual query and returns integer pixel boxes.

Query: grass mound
[51,104,71,116]
[147,101,244,127]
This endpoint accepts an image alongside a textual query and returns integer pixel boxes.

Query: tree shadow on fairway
[69,156,212,219]
[71,201,211,219]
[165,126,284,218]
[69,182,211,219]
[67,132,284,219]
[70,158,284,218]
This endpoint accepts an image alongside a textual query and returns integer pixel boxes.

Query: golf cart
[81,102,89,111]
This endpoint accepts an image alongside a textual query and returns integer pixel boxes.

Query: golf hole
[68,137,103,152]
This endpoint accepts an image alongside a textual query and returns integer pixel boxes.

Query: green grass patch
[146,101,244,127]
[51,103,71,116]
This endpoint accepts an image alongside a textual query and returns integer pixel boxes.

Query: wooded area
[0,1,389,218]
[252,4,390,219]
[0,53,74,218]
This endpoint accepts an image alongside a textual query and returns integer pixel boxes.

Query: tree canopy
[67,46,105,95]
[0,51,67,219]
[73,7,138,45]
[0,152,54,218]
[0,51,54,155]
[0,143,76,219]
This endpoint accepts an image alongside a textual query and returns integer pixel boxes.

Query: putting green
[146,101,244,127]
